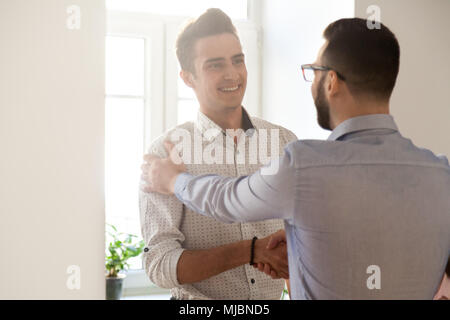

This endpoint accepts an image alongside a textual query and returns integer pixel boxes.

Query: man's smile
[218,84,242,93]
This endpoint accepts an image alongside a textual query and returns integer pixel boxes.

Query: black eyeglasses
[301,64,346,82]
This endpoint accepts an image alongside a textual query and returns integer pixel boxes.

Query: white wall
[261,0,450,158]
[356,0,450,157]
[260,0,354,140]
[0,0,105,299]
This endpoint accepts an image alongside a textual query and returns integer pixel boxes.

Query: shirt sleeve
[139,139,186,289]
[174,146,296,224]
[283,127,298,144]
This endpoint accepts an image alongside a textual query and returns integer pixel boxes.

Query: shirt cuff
[174,172,193,200]
[168,247,186,287]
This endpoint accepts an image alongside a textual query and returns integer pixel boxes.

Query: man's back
[286,115,450,299]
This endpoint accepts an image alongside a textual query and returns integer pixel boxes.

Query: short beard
[314,75,331,130]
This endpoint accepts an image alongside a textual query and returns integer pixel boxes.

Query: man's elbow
[144,262,177,289]
[143,249,184,289]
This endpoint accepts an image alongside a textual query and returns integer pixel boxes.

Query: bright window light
[105,35,146,270]
[105,97,144,269]
[105,36,145,96]
[106,0,248,20]
[177,99,198,124]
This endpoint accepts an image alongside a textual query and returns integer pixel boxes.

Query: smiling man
[139,8,297,300]
[142,18,450,299]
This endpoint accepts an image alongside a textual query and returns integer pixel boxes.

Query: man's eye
[233,59,244,65]
[209,63,223,69]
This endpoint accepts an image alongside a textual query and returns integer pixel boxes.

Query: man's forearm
[177,240,252,284]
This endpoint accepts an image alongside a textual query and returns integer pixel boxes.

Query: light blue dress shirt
[174,114,450,299]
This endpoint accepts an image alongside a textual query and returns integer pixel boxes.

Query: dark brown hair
[176,8,239,74]
[322,18,400,101]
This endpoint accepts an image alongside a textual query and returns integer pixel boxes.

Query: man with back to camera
[141,18,450,299]
[139,8,297,300]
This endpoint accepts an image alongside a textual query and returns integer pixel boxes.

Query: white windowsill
[121,269,171,298]
[121,294,171,300]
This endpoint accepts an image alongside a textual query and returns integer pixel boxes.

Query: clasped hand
[141,144,289,280]
[253,230,289,280]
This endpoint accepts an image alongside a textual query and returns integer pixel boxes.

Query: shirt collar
[195,107,256,142]
[327,114,398,141]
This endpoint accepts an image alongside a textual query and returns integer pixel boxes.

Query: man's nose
[223,64,239,81]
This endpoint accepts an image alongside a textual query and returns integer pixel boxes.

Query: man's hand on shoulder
[141,141,186,195]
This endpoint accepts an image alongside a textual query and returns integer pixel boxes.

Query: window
[105,36,146,270]
[106,0,248,20]
[105,0,261,297]
[177,71,198,124]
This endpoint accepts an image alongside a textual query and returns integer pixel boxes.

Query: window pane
[105,36,145,96]
[105,97,144,220]
[106,0,248,20]
[105,97,144,270]
[177,99,198,124]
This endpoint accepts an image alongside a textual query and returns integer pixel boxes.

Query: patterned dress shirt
[139,108,297,299]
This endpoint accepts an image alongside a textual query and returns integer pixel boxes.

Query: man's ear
[326,70,340,98]
[180,70,195,89]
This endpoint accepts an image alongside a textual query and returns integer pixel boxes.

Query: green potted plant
[105,223,145,300]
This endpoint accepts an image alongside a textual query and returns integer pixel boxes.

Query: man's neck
[331,101,390,130]
[200,105,243,131]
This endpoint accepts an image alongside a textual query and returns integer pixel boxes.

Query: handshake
[252,230,289,280]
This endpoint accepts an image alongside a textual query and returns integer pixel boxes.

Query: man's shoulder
[389,134,450,169]
[148,121,196,156]
[411,146,450,169]
[437,154,450,167]
[250,115,293,132]
[250,116,298,143]
[285,136,450,172]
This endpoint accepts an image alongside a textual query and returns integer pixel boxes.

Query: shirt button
[251,279,255,284]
